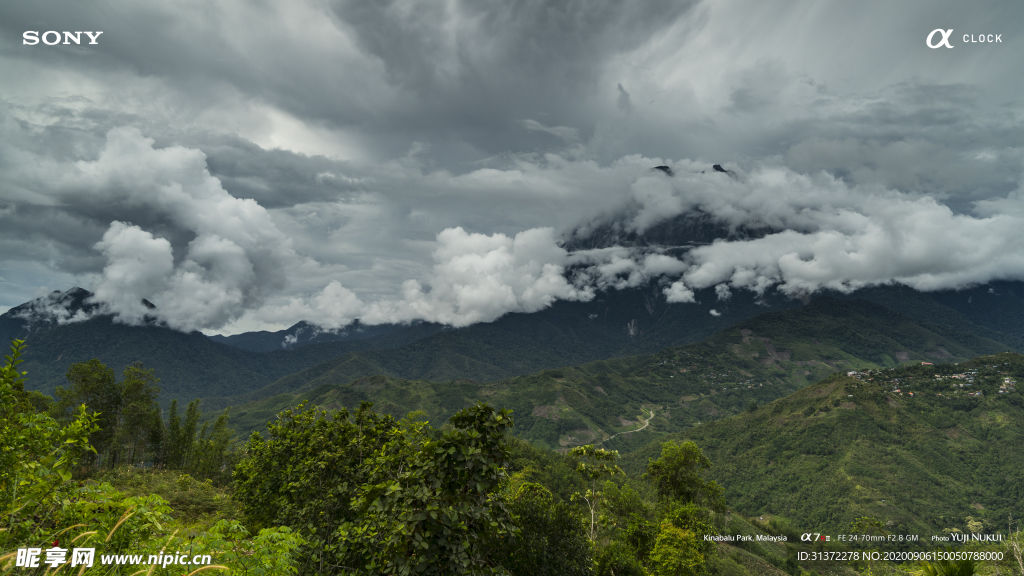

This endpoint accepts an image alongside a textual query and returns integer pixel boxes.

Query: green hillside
[621,353,1024,535]
[841,283,1024,350]
[12,283,796,408]
[13,282,1021,414]
[227,297,1014,449]
[13,316,441,404]
[197,285,805,411]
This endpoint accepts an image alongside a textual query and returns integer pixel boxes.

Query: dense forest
[3,339,1023,575]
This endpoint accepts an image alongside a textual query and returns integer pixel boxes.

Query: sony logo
[23,31,103,45]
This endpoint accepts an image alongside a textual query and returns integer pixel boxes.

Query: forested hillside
[621,353,1024,535]
[9,282,1023,412]
[226,297,1014,449]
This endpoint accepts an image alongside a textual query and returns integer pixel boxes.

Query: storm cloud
[2,0,1024,333]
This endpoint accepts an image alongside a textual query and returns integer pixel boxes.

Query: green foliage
[235,401,516,575]
[650,521,707,576]
[95,467,240,524]
[621,357,1024,534]
[0,340,300,575]
[645,441,726,512]
[186,519,305,575]
[162,399,235,483]
[223,296,1014,461]
[498,483,593,576]
[116,363,162,466]
[504,437,587,503]
[47,358,237,481]
[0,340,100,547]
[338,403,515,575]
[662,503,718,562]
[52,358,118,456]
[850,516,889,537]
[595,541,647,576]
[52,359,161,468]
[233,401,399,573]
[569,445,624,541]
[599,480,659,565]
[1,343,178,569]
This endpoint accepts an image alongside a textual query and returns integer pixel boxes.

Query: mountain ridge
[223,296,1014,446]
[619,352,1024,535]
[7,281,1024,410]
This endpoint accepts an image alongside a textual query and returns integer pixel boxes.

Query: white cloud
[12,126,1024,333]
[256,280,366,331]
[667,169,1024,295]
[92,222,175,324]
[715,284,731,300]
[5,0,1024,336]
[361,227,593,327]
[51,128,308,331]
[663,281,696,303]
[9,288,94,326]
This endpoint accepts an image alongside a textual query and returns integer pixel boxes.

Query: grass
[91,467,241,526]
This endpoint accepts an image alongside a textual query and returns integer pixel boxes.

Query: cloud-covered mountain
[207,319,438,353]
[3,0,1024,337]
[0,287,100,340]
[7,274,1024,410]
[1,288,448,403]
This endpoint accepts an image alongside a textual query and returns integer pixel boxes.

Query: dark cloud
[327,0,697,147]
[616,84,632,112]
[2,0,1024,332]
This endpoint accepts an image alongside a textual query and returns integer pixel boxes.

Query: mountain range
[5,271,1023,540]
[4,278,1024,410]
[222,296,1015,444]
[620,352,1024,535]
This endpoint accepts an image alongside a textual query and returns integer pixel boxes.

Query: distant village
[844,358,1019,400]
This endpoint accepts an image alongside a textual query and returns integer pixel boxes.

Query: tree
[595,541,647,576]
[649,503,718,576]
[234,401,399,574]
[191,408,234,481]
[52,359,161,468]
[339,402,515,575]
[499,483,593,576]
[650,522,705,576]
[163,398,201,469]
[643,441,725,511]
[159,399,233,481]
[569,445,624,542]
[53,358,119,462]
[236,401,516,575]
[115,363,161,466]
[1006,518,1024,576]
[1,340,97,546]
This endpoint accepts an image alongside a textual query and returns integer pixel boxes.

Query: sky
[2,0,1024,334]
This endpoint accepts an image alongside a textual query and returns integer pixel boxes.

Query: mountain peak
[4,287,98,322]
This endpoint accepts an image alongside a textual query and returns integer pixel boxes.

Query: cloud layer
[2,0,1024,332]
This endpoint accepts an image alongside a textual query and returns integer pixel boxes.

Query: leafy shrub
[499,483,592,576]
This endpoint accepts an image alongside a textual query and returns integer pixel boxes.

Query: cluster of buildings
[937,371,977,384]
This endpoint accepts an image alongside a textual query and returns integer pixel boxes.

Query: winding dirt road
[605,409,655,442]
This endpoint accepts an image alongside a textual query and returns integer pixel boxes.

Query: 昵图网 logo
[23,31,103,45]
[926,29,1002,49]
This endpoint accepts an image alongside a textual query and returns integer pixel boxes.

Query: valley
[4,285,1023,574]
